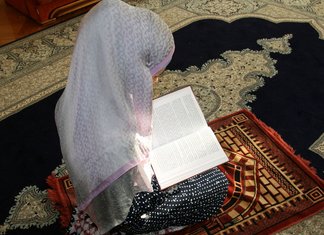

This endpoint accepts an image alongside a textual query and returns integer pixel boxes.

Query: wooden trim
[49,0,100,19]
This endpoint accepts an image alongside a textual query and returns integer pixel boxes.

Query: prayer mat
[46,109,324,235]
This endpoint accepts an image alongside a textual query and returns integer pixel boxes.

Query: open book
[150,86,228,189]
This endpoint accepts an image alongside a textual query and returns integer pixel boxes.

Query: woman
[55,0,174,233]
[56,0,228,234]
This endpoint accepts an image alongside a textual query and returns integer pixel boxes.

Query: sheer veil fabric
[54,0,175,233]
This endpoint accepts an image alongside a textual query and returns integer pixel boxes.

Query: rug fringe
[46,174,73,228]
[246,110,320,177]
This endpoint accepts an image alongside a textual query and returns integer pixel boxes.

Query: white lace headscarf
[55,0,174,217]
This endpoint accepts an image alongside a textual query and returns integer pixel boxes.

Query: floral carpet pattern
[1,0,324,234]
[1,0,324,121]
[154,34,292,121]
[309,133,324,159]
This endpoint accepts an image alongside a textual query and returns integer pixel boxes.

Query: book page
[150,126,228,189]
[152,87,206,148]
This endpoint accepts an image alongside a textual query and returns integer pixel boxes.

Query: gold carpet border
[0,54,71,120]
[169,14,324,38]
[1,0,324,121]
[0,81,66,120]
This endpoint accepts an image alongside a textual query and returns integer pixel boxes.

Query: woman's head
[140,9,175,77]
[74,0,175,87]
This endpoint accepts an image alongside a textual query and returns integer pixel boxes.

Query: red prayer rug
[47,109,324,234]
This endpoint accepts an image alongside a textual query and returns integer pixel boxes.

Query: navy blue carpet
[1,18,323,235]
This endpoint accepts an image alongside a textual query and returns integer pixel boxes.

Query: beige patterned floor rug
[1,1,324,234]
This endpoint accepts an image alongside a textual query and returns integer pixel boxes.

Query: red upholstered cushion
[5,0,99,24]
